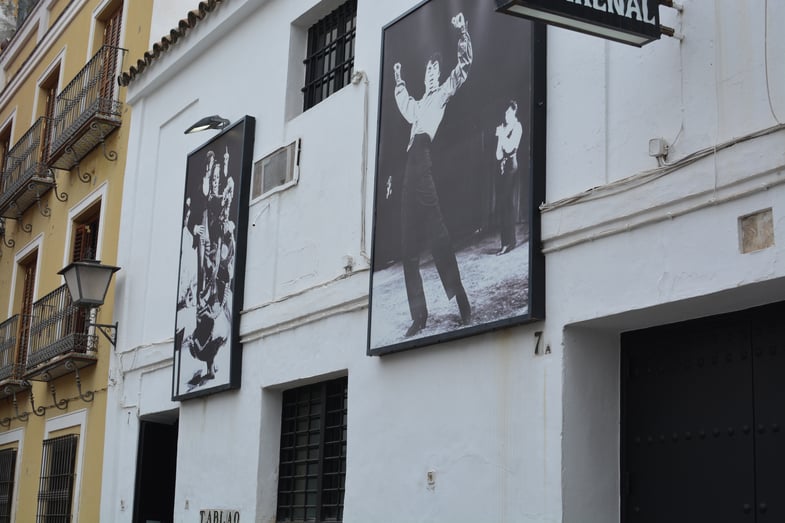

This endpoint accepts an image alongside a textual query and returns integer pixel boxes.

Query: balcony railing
[25,284,96,380]
[0,117,55,219]
[48,45,127,170]
[0,315,19,381]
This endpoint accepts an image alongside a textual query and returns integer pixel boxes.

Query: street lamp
[58,259,120,346]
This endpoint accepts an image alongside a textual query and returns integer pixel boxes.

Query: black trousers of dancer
[496,155,518,249]
[400,134,464,323]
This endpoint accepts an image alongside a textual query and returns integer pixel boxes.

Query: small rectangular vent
[252,139,300,200]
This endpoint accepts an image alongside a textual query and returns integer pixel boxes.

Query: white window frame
[7,233,43,319]
[62,181,107,271]
[0,428,24,523]
[32,49,65,125]
[43,409,87,522]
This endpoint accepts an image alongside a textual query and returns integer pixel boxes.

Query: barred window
[37,434,78,523]
[0,448,17,523]
[302,0,356,111]
[277,376,347,522]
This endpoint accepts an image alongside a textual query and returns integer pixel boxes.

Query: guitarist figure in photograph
[388,11,473,337]
[494,100,523,255]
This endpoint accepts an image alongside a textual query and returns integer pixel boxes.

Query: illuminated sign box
[496,0,661,47]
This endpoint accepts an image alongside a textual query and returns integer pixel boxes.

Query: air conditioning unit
[251,139,300,200]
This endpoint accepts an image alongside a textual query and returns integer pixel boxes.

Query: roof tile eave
[118,0,224,87]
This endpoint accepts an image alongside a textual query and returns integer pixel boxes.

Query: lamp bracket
[89,321,118,348]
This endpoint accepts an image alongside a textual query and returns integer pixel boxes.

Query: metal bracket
[65,145,92,184]
[53,171,69,202]
[65,360,94,403]
[28,383,46,417]
[6,204,31,233]
[0,219,14,249]
[90,321,118,348]
[36,198,51,218]
[13,387,31,420]
[100,138,118,162]
[49,381,69,410]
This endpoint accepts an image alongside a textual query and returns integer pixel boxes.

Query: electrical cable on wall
[764,0,782,124]
[540,122,785,213]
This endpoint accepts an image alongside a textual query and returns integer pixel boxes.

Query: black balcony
[0,314,20,381]
[0,314,30,398]
[24,284,97,381]
[0,117,55,219]
[47,45,127,170]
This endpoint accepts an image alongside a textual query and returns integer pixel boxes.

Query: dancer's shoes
[405,317,427,337]
[456,290,472,325]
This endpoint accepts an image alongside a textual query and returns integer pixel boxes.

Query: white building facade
[101,0,785,522]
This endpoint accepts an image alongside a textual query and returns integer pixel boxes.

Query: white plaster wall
[550,3,785,520]
[102,0,785,522]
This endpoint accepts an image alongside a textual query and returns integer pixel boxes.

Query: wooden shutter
[41,83,57,162]
[99,4,123,103]
[72,218,99,338]
[17,256,36,369]
[72,220,99,262]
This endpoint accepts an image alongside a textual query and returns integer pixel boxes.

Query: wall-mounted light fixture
[184,115,231,134]
[58,259,120,346]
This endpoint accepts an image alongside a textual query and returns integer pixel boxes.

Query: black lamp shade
[58,260,120,307]
[184,115,231,134]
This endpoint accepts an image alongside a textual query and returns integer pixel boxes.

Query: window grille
[277,377,347,522]
[302,0,356,110]
[36,434,78,523]
[0,448,16,523]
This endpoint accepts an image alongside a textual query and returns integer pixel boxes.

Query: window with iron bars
[36,434,78,523]
[276,376,347,522]
[0,448,16,523]
[302,0,356,111]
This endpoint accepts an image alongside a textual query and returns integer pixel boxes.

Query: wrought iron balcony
[0,314,30,398]
[0,117,55,219]
[47,45,127,170]
[24,284,97,381]
[0,314,19,381]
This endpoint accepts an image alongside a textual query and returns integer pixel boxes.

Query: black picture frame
[367,0,546,356]
[172,116,255,400]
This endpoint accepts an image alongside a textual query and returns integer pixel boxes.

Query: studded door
[749,305,785,521]
[621,302,785,523]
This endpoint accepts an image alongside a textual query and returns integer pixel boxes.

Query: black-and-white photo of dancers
[368,0,545,354]
[173,117,253,399]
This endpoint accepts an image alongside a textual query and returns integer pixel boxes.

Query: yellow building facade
[0,0,151,520]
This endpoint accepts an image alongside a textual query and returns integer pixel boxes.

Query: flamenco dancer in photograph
[389,11,473,337]
[178,148,235,389]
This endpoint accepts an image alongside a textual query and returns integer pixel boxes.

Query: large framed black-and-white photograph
[172,116,255,400]
[368,0,545,355]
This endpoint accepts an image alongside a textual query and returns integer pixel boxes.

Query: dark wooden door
[750,306,785,521]
[622,302,785,523]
